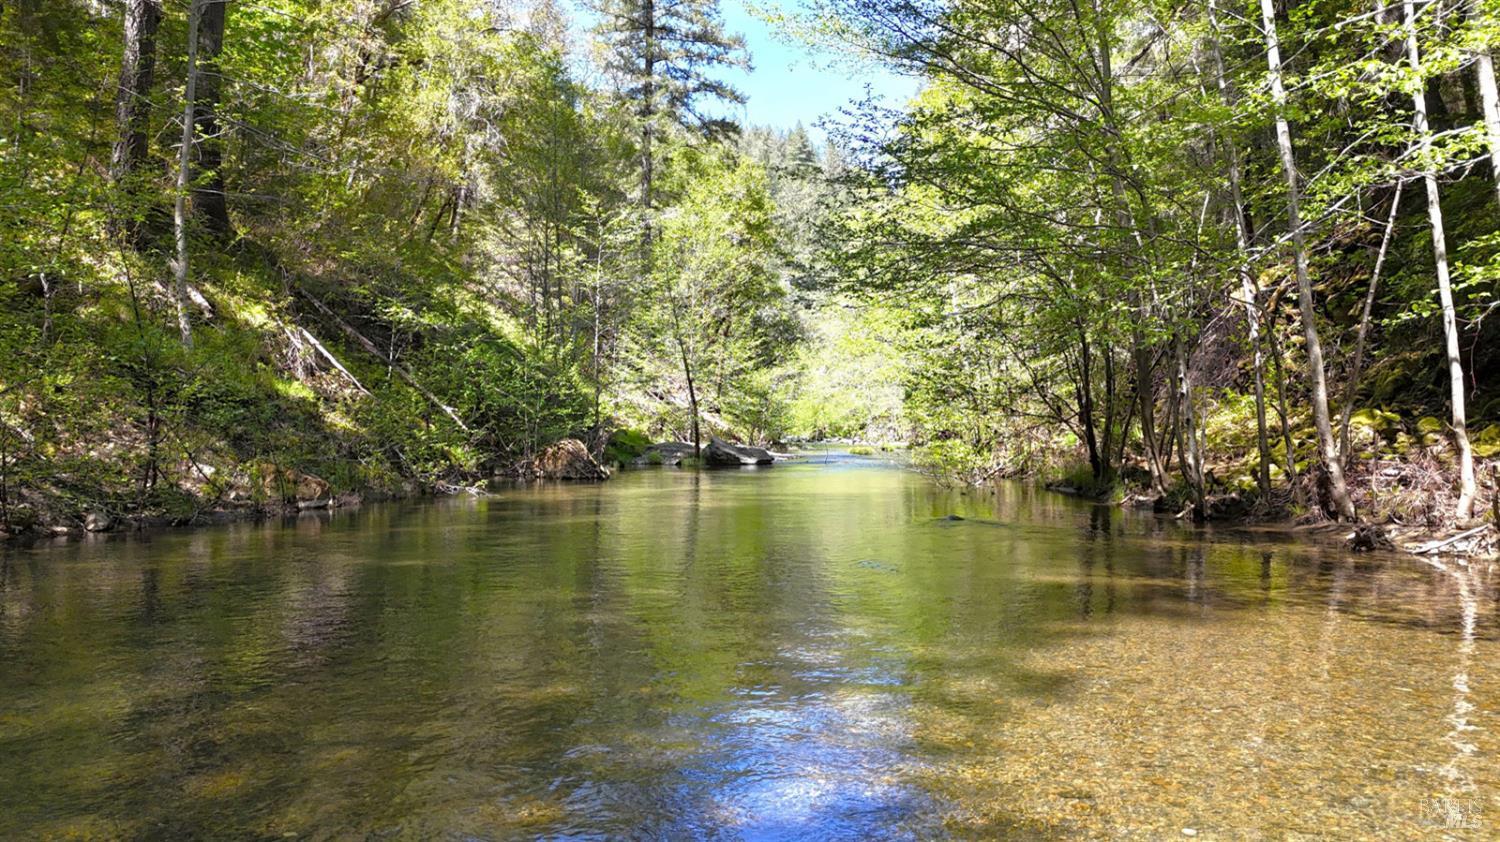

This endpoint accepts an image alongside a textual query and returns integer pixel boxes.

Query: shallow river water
[1,453,1496,840]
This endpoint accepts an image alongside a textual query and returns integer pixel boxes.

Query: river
[0,453,1494,839]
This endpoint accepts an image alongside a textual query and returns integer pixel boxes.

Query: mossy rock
[1416,416,1445,446]
[1349,407,1400,436]
[1473,425,1500,459]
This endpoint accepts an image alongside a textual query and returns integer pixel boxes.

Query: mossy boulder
[1473,425,1500,459]
[1414,416,1447,447]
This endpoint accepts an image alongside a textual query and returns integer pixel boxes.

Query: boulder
[704,437,775,467]
[84,511,114,533]
[295,472,331,505]
[254,464,332,506]
[633,442,697,467]
[530,439,610,481]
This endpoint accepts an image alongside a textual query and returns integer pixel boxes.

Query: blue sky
[565,0,919,141]
[717,1,919,139]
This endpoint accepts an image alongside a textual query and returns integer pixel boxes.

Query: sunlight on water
[0,455,1495,839]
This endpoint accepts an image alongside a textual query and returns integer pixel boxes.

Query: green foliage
[604,429,652,465]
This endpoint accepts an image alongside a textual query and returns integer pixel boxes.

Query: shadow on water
[0,458,1496,839]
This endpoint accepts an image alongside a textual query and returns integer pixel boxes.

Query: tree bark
[110,0,161,189]
[1406,0,1477,519]
[1474,44,1500,206]
[191,0,232,237]
[1259,0,1357,520]
[171,0,203,349]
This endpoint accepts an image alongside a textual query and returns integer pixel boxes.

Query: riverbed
[0,453,1494,839]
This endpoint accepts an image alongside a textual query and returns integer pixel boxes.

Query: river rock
[84,511,114,532]
[529,439,610,480]
[633,442,697,467]
[704,437,775,467]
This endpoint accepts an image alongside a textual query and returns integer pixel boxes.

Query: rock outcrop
[527,439,610,480]
[633,442,697,467]
[704,437,775,467]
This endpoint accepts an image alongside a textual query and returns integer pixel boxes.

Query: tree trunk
[171,0,203,349]
[110,0,161,190]
[1259,0,1356,520]
[191,0,231,237]
[677,335,701,458]
[1339,182,1403,461]
[1406,0,1477,520]
[1090,0,1160,493]
[1208,0,1271,497]
[639,0,656,264]
[1077,329,1104,482]
[1475,46,1500,207]
[1174,334,1206,517]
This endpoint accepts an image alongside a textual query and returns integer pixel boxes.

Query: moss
[1473,425,1500,458]
[604,429,652,465]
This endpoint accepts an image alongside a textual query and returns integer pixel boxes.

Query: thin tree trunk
[1265,310,1301,490]
[191,0,231,236]
[1259,0,1357,520]
[677,335,700,458]
[639,0,656,265]
[1406,0,1477,519]
[171,0,203,349]
[1339,182,1403,460]
[1077,329,1103,482]
[1476,47,1500,205]
[1174,334,1206,517]
[1208,0,1271,497]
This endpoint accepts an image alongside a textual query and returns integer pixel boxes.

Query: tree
[647,151,784,455]
[591,0,748,253]
[190,0,231,237]
[1258,0,1357,521]
[110,0,161,191]
[1405,0,1477,519]
[171,0,205,349]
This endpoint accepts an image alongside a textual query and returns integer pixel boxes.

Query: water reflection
[0,456,1495,839]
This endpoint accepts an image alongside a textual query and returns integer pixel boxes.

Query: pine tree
[590,0,748,244]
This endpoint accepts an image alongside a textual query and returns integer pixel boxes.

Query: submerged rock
[704,437,775,467]
[528,439,610,481]
[1345,523,1393,552]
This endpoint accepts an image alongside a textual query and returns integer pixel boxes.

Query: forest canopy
[1,0,1497,533]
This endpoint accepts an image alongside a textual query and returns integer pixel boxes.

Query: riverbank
[1041,455,1499,560]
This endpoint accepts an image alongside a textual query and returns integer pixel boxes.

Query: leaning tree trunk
[1259,0,1357,520]
[191,0,231,237]
[110,0,161,195]
[170,0,205,349]
[1406,0,1477,520]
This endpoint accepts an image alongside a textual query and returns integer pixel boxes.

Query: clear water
[1,454,1495,839]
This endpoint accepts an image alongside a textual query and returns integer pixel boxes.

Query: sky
[716,1,920,140]
[563,0,920,142]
